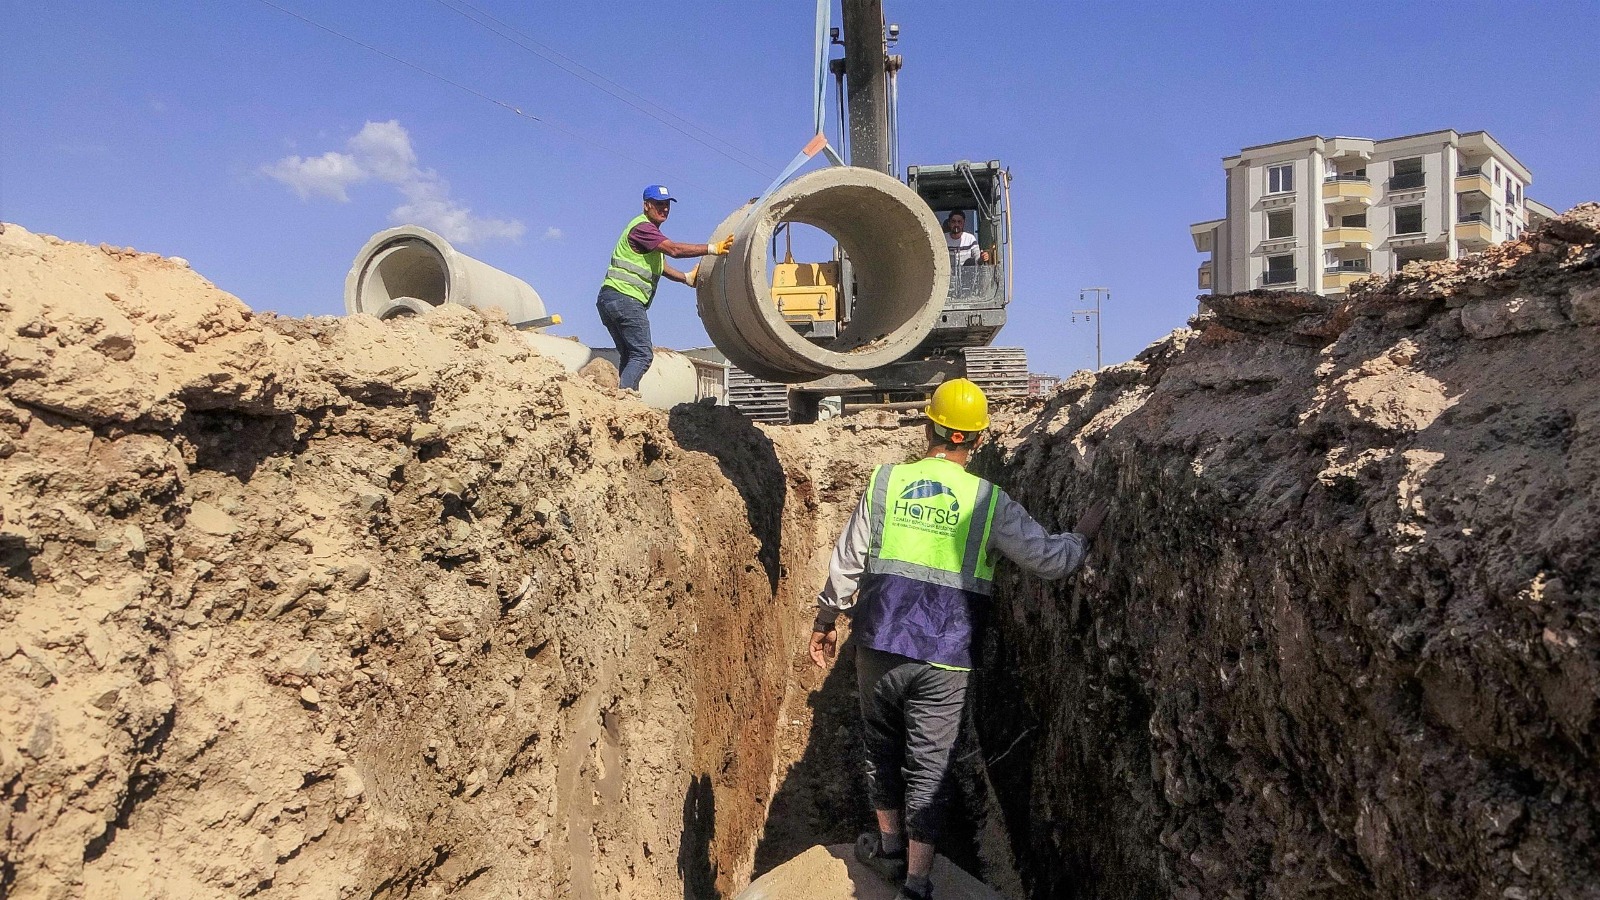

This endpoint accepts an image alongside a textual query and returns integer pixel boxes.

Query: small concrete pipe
[344,225,548,326]
[695,166,949,383]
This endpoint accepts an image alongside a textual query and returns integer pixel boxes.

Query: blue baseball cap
[642,184,675,203]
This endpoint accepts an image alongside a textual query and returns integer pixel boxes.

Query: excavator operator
[596,184,733,391]
[808,378,1108,900]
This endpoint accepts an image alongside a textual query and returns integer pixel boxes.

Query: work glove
[707,234,734,256]
[1073,499,1109,543]
[685,265,699,288]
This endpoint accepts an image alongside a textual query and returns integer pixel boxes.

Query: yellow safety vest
[601,214,666,307]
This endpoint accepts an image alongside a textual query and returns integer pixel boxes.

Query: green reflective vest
[601,214,665,307]
[865,457,999,595]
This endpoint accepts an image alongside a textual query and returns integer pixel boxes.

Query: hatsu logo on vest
[893,479,962,528]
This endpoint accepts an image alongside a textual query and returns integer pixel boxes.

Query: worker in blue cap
[596,184,733,391]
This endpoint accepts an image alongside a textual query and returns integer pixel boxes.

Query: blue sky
[4,1,1597,376]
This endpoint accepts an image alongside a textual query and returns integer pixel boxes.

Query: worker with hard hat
[809,378,1108,900]
[597,184,734,391]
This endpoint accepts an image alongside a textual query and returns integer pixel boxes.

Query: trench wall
[0,225,918,900]
[974,206,1600,898]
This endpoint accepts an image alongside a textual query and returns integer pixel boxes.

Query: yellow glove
[707,234,734,256]
[685,265,699,288]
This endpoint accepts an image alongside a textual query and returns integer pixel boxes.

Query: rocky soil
[973,204,1600,899]
[0,224,918,899]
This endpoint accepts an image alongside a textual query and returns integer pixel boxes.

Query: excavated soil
[972,204,1600,899]
[0,223,920,899]
[4,202,1599,900]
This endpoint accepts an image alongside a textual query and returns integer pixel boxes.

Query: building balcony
[1198,261,1213,290]
[1323,226,1372,248]
[1387,172,1426,192]
[1388,230,1441,250]
[1455,169,1494,197]
[1322,258,1369,291]
[1456,213,1494,247]
[1263,268,1297,286]
[1322,270,1368,291]
[1322,176,1372,206]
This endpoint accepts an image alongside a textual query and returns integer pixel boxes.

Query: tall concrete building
[1191,130,1541,296]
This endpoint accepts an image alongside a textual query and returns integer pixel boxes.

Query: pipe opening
[358,238,448,316]
[759,181,939,354]
[699,166,947,383]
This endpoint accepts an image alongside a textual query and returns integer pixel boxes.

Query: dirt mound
[974,204,1600,897]
[0,224,921,899]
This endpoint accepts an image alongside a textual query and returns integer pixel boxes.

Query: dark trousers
[596,287,654,390]
[856,646,968,844]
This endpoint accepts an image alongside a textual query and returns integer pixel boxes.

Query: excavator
[723,0,1028,423]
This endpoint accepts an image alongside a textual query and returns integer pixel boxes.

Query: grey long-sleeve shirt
[813,474,1089,630]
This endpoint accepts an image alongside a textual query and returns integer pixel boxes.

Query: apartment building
[1191,130,1540,296]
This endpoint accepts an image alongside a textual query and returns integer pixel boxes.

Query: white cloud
[263,120,524,245]
[543,227,565,241]
[263,150,367,201]
[346,120,416,183]
[392,176,526,244]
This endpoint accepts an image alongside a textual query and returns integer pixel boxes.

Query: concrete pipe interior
[357,238,449,318]
[698,167,947,383]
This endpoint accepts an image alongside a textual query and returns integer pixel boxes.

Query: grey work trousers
[856,646,968,844]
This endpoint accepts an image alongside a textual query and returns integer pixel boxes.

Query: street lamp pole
[1074,287,1108,371]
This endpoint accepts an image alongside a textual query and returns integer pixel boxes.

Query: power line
[251,0,714,189]
[426,0,776,176]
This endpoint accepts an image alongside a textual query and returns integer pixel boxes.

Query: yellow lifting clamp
[770,227,839,324]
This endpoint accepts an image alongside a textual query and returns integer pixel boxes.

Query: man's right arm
[632,223,732,260]
[814,487,872,631]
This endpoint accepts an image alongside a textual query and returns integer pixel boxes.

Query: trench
[7,211,1598,899]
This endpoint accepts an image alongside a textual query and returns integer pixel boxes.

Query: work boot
[854,831,907,884]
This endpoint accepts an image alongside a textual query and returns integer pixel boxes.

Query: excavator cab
[906,159,1012,349]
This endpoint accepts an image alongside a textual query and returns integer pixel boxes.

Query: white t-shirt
[946,230,980,265]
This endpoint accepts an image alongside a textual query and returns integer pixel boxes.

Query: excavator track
[727,368,792,424]
[961,347,1029,399]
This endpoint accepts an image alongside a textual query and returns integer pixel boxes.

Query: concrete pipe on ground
[344,225,548,326]
[695,166,949,383]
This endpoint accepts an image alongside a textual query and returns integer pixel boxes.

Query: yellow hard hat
[926,378,990,433]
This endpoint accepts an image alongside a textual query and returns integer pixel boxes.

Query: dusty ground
[973,204,1600,898]
[0,224,917,899]
[735,844,998,900]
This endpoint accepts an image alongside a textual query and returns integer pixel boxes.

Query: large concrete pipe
[695,166,948,383]
[344,225,548,326]
[587,347,705,410]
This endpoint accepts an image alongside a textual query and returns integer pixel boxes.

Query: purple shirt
[628,221,667,254]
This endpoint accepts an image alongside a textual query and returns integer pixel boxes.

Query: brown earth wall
[972,204,1600,899]
[0,224,919,900]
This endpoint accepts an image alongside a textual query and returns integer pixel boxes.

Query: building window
[1342,213,1368,228]
[1267,209,1294,239]
[1494,211,1502,230]
[1394,204,1423,235]
[1390,157,1424,191]
[1267,164,1294,194]
[1264,254,1295,285]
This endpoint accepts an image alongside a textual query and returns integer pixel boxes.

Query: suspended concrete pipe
[696,166,949,383]
[344,225,552,328]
